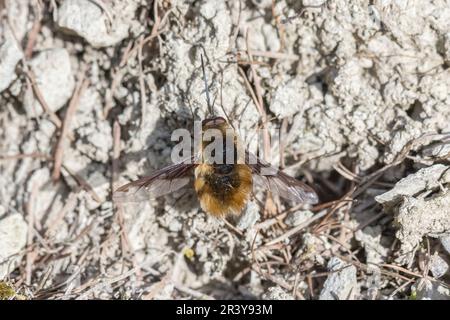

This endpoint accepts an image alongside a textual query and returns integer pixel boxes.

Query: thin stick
[271,0,286,51]
[52,76,88,181]
[245,29,270,161]
[0,152,48,161]
[279,118,288,169]
[221,218,244,237]
[88,0,113,31]
[388,279,414,299]
[228,0,242,50]
[6,17,62,129]
[25,182,39,286]
[246,50,299,60]
[137,35,146,126]
[45,192,78,237]
[150,0,161,38]
[26,71,62,128]
[0,152,102,203]
[112,120,121,185]
[174,284,215,300]
[263,209,328,246]
[251,266,305,300]
[323,233,361,264]
[25,19,41,59]
[62,164,102,203]
[200,53,213,115]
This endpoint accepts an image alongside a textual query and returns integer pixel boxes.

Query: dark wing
[113,158,197,203]
[246,151,318,204]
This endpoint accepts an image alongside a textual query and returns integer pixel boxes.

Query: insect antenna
[200,54,214,116]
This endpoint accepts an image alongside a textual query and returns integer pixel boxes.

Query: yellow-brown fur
[194,164,252,217]
[193,117,253,217]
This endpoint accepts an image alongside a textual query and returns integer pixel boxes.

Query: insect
[114,55,318,217]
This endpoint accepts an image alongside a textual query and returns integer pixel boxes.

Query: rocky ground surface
[0,0,449,300]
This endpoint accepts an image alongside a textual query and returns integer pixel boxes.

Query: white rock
[0,214,28,279]
[0,26,24,92]
[319,257,357,300]
[24,48,75,117]
[57,0,137,48]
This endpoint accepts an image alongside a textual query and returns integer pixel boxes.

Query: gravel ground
[0,0,449,300]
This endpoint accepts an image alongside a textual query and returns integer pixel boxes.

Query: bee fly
[114,55,318,217]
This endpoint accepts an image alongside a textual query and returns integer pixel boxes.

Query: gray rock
[237,201,260,230]
[414,278,450,300]
[0,214,28,279]
[429,254,448,279]
[302,0,327,6]
[355,226,388,265]
[395,192,450,261]
[440,234,450,255]
[251,0,273,9]
[375,165,450,206]
[319,257,357,300]
[57,0,138,48]
[269,76,309,118]
[0,0,29,92]
[23,48,75,117]
[0,26,23,92]
[284,210,313,227]
[443,32,450,65]
[422,141,450,159]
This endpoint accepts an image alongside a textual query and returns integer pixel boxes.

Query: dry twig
[52,75,89,181]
